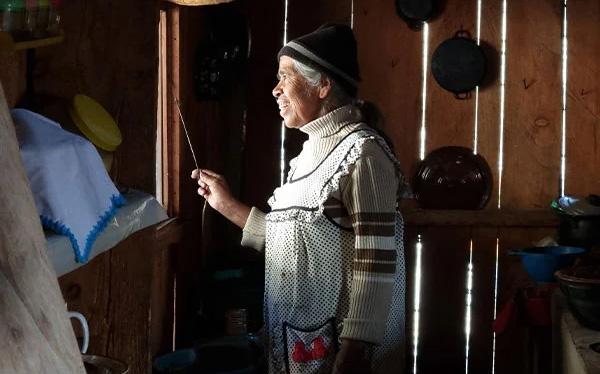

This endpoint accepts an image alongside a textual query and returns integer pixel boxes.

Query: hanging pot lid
[69,94,122,151]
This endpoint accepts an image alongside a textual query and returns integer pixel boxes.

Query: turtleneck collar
[299,104,361,138]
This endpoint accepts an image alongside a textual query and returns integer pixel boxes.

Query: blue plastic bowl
[509,246,588,283]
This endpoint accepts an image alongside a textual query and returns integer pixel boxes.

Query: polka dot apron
[264,129,406,373]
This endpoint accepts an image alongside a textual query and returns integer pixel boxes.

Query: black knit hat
[278,23,360,97]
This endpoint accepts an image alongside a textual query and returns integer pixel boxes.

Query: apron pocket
[282,318,339,374]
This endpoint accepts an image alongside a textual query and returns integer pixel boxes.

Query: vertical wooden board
[468,227,498,373]
[178,6,212,222]
[494,227,556,374]
[425,0,477,154]
[493,310,531,374]
[565,1,600,197]
[240,0,285,210]
[178,4,248,309]
[0,52,25,107]
[34,0,158,193]
[287,0,351,36]
[175,225,205,347]
[59,254,111,357]
[179,5,247,226]
[107,234,155,373]
[282,0,352,177]
[416,226,471,373]
[166,4,183,217]
[476,0,503,210]
[150,241,176,357]
[353,0,422,184]
[501,0,562,209]
[403,225,419,372]
[169,7,203,349]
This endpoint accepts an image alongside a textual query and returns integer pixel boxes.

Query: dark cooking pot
[413,146,492,209]
[558,214,600,247]
[555,266,600,331]
[431,30,486,99]
[552,195,600,247]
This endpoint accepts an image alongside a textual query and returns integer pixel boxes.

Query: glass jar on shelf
[0,0,27,41]
[24,0,36,37]
[46,0,60,36]
[32,0,47,38]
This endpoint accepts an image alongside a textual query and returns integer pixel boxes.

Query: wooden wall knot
[64,283,82,302]
[533,117,550,128]
[529,116,557,147]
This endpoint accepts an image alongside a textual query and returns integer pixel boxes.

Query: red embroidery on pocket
[311,337,327,359]
[292,336,329,363]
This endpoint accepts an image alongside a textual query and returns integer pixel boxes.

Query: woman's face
[272,56,325,128]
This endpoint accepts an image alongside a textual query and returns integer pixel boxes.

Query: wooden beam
[0,82,85,373]
[166,4,182,217]
[403,208,559,227]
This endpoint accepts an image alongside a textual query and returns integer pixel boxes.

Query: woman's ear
[318,77,332,99]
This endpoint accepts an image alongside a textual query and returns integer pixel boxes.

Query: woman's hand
[190,169,251,228]
[332,339,372,374]
[191,169,233,212]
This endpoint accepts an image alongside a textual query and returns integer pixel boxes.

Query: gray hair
[291,58,385,132]
[291,59,353,116]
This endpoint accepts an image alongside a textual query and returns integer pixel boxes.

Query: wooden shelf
[403,207,559,227]
[0,31,64,52]
[165,0,234,5]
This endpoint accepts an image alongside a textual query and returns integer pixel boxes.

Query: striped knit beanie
[278,23,360,97]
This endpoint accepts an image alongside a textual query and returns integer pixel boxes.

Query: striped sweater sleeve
[339,140,399,345]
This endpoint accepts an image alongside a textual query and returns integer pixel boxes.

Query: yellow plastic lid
[69,94,122,151]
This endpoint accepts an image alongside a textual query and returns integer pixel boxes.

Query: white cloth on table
[12,108,124,263]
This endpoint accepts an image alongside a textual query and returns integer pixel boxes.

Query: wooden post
[0,82,85,373]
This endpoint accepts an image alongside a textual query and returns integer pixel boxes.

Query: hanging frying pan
[431,30,486,99]
[395,0,435,30]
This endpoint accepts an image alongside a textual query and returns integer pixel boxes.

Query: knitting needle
[173,96,199,171]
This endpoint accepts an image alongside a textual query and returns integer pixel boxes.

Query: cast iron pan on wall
[395,0,436,30]
[431,30,486,99]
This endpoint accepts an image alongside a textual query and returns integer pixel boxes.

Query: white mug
[67,311,89,354]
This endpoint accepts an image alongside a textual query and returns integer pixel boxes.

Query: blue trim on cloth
[41,194,126,263]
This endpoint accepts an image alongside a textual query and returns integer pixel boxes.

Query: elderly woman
[192,24,407,374]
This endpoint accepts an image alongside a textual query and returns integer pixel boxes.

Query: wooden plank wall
[58,222,179,374]
[354,0,422,181]
[0,0,158,193]
[1,0,598,373]
[502,0,562,209]
[240,0,285,211]
[274,0,600,373]
[37,0,158,194]
[566,0,600,197]
[0,52,25,107]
